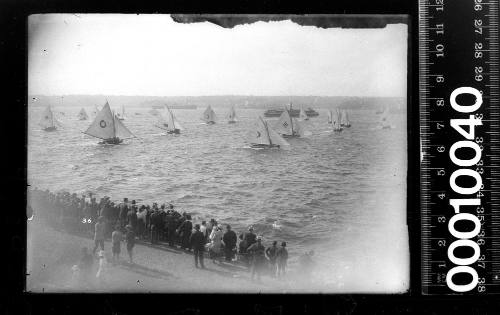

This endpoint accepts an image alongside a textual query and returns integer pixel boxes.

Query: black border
[2,0,499,314]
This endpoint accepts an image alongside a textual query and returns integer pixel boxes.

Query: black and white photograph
[27,14,409,293]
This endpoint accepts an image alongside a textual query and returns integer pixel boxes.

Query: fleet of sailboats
[202,105,217,124]
[39,106,58,132]
[77,108,89,120]
[156,106,183,134]
[227,106,237,123]
[83,101,135,144]
[248,116,289,149]
[38,100,377,149]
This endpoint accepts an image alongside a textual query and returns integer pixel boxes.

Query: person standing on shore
[92,216,105,255]
[119,198,129,228]
[208,225,224,264]
[222,225,237,262]
[190,224,206,269]
[178,214,193,251]
[265,241,279,277]
[247,236,266,281]
[111,225,123,264]
[125,225,136,264]
[276,242,288,278]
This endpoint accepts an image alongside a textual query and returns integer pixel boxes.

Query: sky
[28,14,408,97]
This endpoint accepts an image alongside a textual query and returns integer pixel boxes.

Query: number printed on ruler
[420,0,499,294]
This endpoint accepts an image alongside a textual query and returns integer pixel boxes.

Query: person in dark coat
[119,198,129,228]
[222,224,237,262]
[247,236,266,281]
[190,224,206,268]
[239,226,257,253]
[265,241,279,277]
[166,211,177,247]
[150,210,160,245]
[127,205,138,232]
[178,215,192,250]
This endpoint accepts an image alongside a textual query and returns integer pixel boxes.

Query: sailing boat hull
[282,134,300,138]
[99,138,123,145]
[250,143,280,149]
[228,120,236,124]
[340,124,351,128]
[167,129,181,134]
[206,121,216,125]
[43,126,57,132]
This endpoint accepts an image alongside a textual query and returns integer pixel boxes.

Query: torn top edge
[170,14,408,29]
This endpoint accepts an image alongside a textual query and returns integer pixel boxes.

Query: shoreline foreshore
[27,187,322,293]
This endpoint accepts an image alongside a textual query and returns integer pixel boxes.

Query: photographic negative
[27,14,409,293]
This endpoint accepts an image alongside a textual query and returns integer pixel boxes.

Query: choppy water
[28,104,408,292]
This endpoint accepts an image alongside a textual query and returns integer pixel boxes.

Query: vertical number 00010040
[420,0,499,294]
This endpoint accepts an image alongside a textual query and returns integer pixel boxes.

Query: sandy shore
[26,218,321,293]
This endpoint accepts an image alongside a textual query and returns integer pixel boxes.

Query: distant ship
[264,107,319,118]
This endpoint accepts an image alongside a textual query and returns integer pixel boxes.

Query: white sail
[156,107,170,130]
[327,110,333,124]
[274,108,306,136]
[157,106,183,131]
[78,108,89,120]
[299,107,308,121]
[274,109,294,135]
[39,106,56,129]
[340,109,350,126]
[332,109,342,131]
[268,123,290,147]
[202,105,216,123]
[83,102,116,140]
[249,117,271,146]
[227,106,237,122]
[169,108,184,131]
[113,114,134,138]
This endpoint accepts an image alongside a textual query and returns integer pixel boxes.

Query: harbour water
[28,103,408,292]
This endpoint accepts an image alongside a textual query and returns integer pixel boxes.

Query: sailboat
[83,101,135,144]
[39,106,58,131]
[116,106,126,121]
[249,116,290,149]
[380,106,392,129]
[201,105,216,124]
[274,104,306,138]
[156,106,183,134]
[227,106,237,123]
[340,109,351,127]
[299,107,309,121]
[77,108,89,120]
[328,109,342,132]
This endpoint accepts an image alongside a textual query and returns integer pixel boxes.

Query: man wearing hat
[189,224,206,268]
[247,236,266,281]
